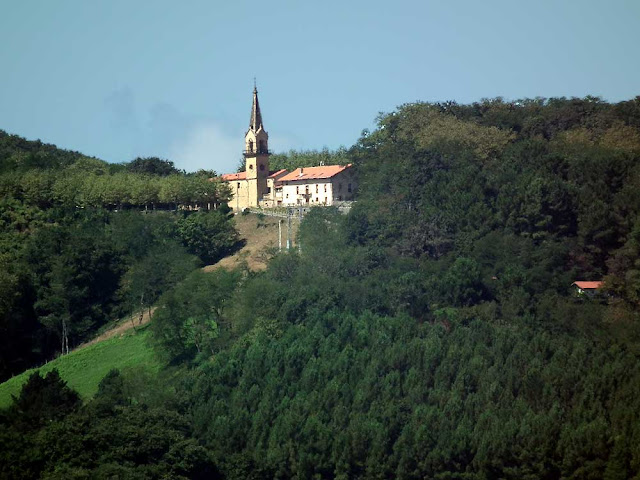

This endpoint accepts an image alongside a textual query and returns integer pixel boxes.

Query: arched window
[259,140,266,153]
[248,139,254,152]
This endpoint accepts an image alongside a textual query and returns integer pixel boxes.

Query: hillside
[204,212,300,272]
[0,129,237,382]
[0,213,275,407]
[0,325,159,409]
[0,128,91,173]
[3,97,640,479]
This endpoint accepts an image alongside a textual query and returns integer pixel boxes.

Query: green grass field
[0,325,161,409]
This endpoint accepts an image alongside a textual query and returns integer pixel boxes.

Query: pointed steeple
[249,83,264,131]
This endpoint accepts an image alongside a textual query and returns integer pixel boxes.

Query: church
[221,86,356,211]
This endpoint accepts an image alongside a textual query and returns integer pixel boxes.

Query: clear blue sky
[1,0,638,173]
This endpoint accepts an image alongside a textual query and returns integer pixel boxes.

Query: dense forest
[0,132,238,380]
[2,96,640,479]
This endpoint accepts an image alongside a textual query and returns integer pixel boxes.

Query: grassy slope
[0,213,276,409]
[0,325,160,409]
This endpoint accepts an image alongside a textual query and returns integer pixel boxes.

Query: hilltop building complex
[220,86,356,210]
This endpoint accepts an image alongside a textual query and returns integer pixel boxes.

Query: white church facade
[220,86,356,211]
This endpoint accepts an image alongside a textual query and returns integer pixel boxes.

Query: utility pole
[286,208,292,250]
[298,206,303,253]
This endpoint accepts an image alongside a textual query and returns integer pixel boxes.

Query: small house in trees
[220,85,357,210]
[572,280,603,297]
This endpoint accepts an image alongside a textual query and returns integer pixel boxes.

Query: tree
[176,211,239,264]
[605,218,640,308]
[152,269,241,360]
[26,220,126,353]
[121,242,199,324]
[9,370,80,430]
[125,157,181,176]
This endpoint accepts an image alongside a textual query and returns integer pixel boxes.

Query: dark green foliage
[0,368,221,479]
[0,131,230,211]
[177,96,640,478]
[3,96,640,478]
[152,269,242,361]
[8,370,80,431]
[0,129,88,173]
[92,369,127,413]
[123,243,199,318]
[0,133,234,380]
[189,311,640,479]
[25,217,126,351]
[125,156,181,176]
[0,207,204,380]
[176,211,239,264]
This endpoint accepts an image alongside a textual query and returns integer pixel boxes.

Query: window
[286,194,289,198]
[316,184,319,193]
[338,183,342,191]
[248,140,254,152]
[237,183,240,189]
[259,164,265,171]
[296,186,299,194]
[266,187,271,194]
[249,164,254,170]
[259,140,266,153]
[324,184,327,192]
[348,183,352,193]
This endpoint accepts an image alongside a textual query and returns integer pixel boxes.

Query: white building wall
[274,169,356,207]
[281,180,335,206]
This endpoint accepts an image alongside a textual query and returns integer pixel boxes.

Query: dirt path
[76,308,156,351]
[203,213,298,273]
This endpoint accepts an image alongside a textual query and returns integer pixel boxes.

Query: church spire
[249,83,263,131]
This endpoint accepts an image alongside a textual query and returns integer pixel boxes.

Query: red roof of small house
[268,169,288,179]
[221,172,247,181]
[278,164,352,182]
[572,281,603,290]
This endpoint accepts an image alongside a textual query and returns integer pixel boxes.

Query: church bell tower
[245,83,270,207]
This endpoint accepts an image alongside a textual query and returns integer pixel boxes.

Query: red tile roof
[572,281,603,290]
[268,169,288,179]
[221,172,247,181]
[278,164,352,182]
[221,165,352,182]
[221,169,289,181]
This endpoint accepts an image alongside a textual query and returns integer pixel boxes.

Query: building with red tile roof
[572,281,603,290]
[279,165,352,182]
[221,172,247,181]
[220,87,357,210]
[572,281,604,297]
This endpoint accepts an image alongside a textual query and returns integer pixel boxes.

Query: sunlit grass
[0,325,160,409]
